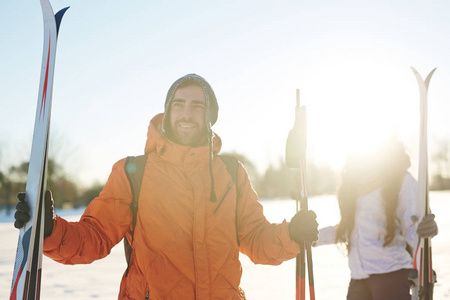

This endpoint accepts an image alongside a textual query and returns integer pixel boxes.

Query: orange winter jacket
[44,114,300,299]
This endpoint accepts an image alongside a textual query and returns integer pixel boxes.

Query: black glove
[289,209,319,244]
[14,193,30,229]
[14,190,55,238]
[417,214,438,238]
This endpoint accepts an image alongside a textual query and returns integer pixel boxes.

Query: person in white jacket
[314,139,438,300]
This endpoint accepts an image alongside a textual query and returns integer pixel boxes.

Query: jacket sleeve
[236,163,300,265]
[43,158,133,264]
[314,225,337,246]
[397,172,419,248]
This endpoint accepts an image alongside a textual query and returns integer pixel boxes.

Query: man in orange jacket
[15,74,319,299]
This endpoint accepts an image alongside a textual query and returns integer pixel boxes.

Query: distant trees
[257,159,294,199]
[1,141,449,211]
[0,158,103,211]
[255,157,338,199]
[430,138,450,190]
[220,151,260,185]
[221,152,338,199]
[0,162,26,212]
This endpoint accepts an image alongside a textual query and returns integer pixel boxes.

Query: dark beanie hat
[162,74,218,137]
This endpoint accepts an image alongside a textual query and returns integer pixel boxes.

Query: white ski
[10,1,68,299]
[410,67,436,300]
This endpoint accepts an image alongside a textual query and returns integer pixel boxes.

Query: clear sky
[1,0,450,186]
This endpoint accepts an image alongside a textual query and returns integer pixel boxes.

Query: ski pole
[286,89,315,300]
[295,172,306,300]
[299,159,315,300]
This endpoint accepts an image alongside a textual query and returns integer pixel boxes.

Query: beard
[169,119,207,147]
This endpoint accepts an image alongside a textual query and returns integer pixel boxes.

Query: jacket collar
[144,113,222,166]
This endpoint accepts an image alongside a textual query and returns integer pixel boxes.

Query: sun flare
[304,61,418,171]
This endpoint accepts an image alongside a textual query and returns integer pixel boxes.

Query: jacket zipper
[214,182,232,213]
[145,290,149,299]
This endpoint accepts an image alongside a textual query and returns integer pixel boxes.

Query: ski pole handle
[286,89,307,169]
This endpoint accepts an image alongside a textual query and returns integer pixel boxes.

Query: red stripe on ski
[9,266,23,300]
[413,244,418,269]
[39,32,51,121]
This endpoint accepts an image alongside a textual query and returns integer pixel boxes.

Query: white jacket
[316,173,418,279]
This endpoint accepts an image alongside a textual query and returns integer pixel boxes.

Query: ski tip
[425,68,437,86]
[410,67,437,81]
[410,67,422,81]
[55,6,70,36]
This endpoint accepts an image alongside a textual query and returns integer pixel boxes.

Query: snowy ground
[1,192,449,299]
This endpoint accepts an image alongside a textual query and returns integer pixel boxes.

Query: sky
[1,0,450,187]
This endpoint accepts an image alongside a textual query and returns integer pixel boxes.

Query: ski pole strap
[124,154,148,276]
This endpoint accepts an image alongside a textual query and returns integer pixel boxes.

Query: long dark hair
[335,140,411,251]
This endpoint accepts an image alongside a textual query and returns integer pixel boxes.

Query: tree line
[1,146,449,211]
[0,159,103,212]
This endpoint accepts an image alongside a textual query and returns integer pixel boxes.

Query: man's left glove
[14,190,55,238]
[289,209,319,244]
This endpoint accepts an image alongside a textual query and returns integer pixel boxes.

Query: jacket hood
[145,113,222,161]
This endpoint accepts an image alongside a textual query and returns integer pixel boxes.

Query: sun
[303,61,418,172]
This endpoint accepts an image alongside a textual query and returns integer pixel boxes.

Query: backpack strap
[124,154,148,276]
[218,155,240,246]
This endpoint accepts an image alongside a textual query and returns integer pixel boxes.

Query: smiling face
[168,84,207,146]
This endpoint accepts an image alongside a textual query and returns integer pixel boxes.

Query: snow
[1,192,449,299]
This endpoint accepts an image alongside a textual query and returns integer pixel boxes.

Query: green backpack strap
[123,154,148,276]
[218,155,239,186]
[217,155,240,246]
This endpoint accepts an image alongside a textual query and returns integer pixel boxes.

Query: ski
[10,2,68,299]
[410,67,436,300]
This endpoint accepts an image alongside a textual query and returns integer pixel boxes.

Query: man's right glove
[288,209,319,244]
[14,193,31,229]
[14,190,55,238]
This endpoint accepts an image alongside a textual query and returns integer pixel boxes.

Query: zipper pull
[145,291,149,299]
